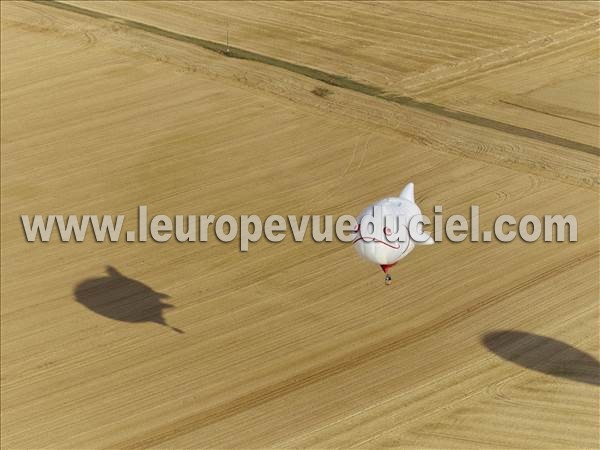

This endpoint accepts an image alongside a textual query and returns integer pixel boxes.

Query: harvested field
[1,1,598,448]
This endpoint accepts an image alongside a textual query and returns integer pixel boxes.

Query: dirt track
[1,1,598,448]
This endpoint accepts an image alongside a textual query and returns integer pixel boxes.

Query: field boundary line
[33,0,600,157]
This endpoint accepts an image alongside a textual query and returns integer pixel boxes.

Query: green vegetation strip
[35,0,600,156]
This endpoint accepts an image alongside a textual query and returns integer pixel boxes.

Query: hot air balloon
[352,182,433,284]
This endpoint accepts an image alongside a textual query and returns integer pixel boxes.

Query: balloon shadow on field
[482,330,599,386]
[74,266,183,333]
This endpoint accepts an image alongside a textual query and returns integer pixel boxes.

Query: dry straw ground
[1,1,598,448]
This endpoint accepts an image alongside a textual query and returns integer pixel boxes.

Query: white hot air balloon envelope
[352,182,433,284]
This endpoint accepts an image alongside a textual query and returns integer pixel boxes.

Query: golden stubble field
[1,1,598,448]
